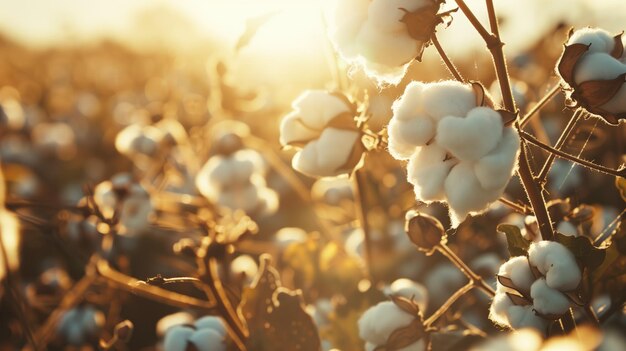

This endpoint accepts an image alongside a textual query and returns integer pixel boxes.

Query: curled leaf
[497,224,531,257]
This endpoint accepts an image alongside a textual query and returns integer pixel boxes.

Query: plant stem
[536,109,584,183]
[459,0,556,241]
[198,254,248,351]
[432,34,465,83]
[353,167,376,283]
[498,197,533,215]
[519,84,561,127]
[520,130,625,177]
[437,244,495,297]
[424,282,474,326]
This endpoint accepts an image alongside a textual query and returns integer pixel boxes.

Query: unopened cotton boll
[528,241,581,291]
[329,0,441,84]
[280,90,363,177]
[358,301,425,351]
[530,278,571,316]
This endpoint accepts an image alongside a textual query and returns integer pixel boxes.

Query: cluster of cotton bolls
[93,173,154,235]
[489,241,581,332]
[159,314,227,351]
[387,81,521,225]
[358,298,426,351]
[195,136,278,215]
[328,0,442,83]
[557,27,626,125]
[280,90,364,178]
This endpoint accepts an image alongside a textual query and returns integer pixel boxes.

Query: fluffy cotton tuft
[385,278,429,313]
[329,0,440,84]
[358,301,425,351]
[162,315,226,351]
[528,241,581,291]
[387,81,520,226]
[560,27,626,123]
[196,149,278,214]
[280,90,363,177]
[490,241,581,331]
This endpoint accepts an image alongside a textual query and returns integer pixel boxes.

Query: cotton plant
[557,27,626,125]
[162,315,228,351]
[489,241,582,332]
[387,80,521,225]
[328,0,446,84]
[279,90,365,178]
[195,146,278,215]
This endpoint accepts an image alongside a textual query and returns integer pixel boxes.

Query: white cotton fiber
[444,162,503,225]
[420,81,477,121]
[573,52,626,83]
[436,107,503,162]
[387,278,429,313]
[292,128,361,177]
[530,278,572,316]
[358,301,415,346]
[567,27,616,54]
[528,241,581,291]
[489,292,547,331]
[186,328,226,351]
[497,256,535,293]
[407,144,457,202]
[473,128,520,190]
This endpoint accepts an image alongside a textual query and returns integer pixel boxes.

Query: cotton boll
[358,301,417,347]
[420,81,476,121]
[436,107,504,161]
[573,52,626,83]
[292,128,361,177]
[328,0,369,59]
[291,90,352,131]
[497,256,535,293]
[444,162,503,225]
[387,116,436,159]
[386,278,428,313]
[528,241,581,291]
[367,0,425,33]
[530,278,571,316]
[473,128,520,190]
[115,124,163,158]
[392,82,426,122]
[356,23,418,67]
[567,27,616,54]
[187,328,226,351]
[230,255,258,284]
[407,144,457,202]
[489,293,548,331]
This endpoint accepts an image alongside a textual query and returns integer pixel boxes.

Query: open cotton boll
[385,278,428,313]
[280,91,352,146]
[489,293,548,331]
[497,256,535,294]
[473,128,520,190]
[528,241,581,291]
[387,112,436,159]
[187,329,226,351]
[573,52,626,83]
[420,81,477,121]
[358,301,424,350]
[115,124,163,158]
[292,128,361,177]
[567,27,616,54]
[328,0,437,84]
[436,107,504,162]
[530,278,572,316]
[407,144,457,202]
[163,326,195,351]
[444,162,504,226]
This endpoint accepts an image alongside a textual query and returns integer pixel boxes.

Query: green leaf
[497,224,531,257]
[554,232,605,270]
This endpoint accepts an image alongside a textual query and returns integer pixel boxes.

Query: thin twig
[437,244,495,297]
[520,130,626,178]
[424,282,474,326]
[536,109,584,183]
[519,84,561,127]
[432,34,465,83]
[498,197,533,215]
